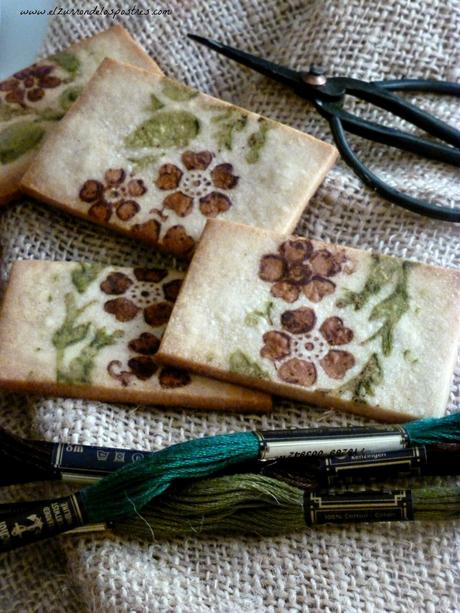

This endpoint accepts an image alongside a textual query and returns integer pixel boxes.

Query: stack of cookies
[0,26,459,421]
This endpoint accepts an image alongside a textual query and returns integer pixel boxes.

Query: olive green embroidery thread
[211,108,248,150]
[335,353,383,401]
[229,350,271,380]
[245,301,275,327]
[245,119,271,164]
[71,263,104,293]
[0,121,45,163]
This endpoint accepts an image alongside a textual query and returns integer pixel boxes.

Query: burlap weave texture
[0,1,459,611]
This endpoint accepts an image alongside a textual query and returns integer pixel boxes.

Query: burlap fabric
[1,1,459,611]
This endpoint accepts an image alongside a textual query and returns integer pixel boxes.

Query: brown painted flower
[260,307,356,386]
[153,150,238,219]
[102,268,190,387]
[258,239,354,304]
[101,267,176,325]
[79,168,147,223]
[0,64,61,106]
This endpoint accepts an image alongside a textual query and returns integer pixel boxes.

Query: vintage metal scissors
[188,34,460,223]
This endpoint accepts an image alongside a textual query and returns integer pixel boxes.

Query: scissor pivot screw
[302,65,327,86]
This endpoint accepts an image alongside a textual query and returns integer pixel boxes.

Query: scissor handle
[327,77,460,149]
[327,113,460,223]
[371,79,460,96]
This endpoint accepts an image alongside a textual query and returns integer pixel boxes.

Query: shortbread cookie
[0,26,162,205]
[157,220,460,421]
[21,58,337,258]
[0,260,271,411]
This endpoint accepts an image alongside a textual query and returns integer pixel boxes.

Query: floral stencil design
[79,168,147,224]
[0,64,62,107]
[153,150,239,219]
[259,239,354,304]
[260,306,355,387]
[100,267,190,388]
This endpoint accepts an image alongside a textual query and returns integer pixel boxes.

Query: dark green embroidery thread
[229,350,271,380]
[162,81,198,101]
[245,301,275,327]
[125,110,200,149]
[0,121,45,164]
[212,108,248,150]
[71,263,104,293]
[335,353,383,401]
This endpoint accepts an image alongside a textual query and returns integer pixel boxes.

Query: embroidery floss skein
[1,477,459,543]
[1,426,459,487]
[0,412,459,551]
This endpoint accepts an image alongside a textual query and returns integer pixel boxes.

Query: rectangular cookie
[157,219,460,421]
[0,25,162,206]
[21,58,337,259]
[0,260,271,411]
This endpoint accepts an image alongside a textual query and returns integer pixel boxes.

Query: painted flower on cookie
[0,63,62,106]
[100,267,190,388]
[260,306,356,386]
[79,168,147,223]
[153,150,239,219]
[259,239,354,304]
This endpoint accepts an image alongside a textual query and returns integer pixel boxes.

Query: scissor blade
[188,34,303,89]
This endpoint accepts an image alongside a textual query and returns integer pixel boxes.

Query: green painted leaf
[229,350,270,380]
[71,263,104,293]
[36,107,65,121]
[0,121,45,164]
[125,110,200,149]
[59,85,83,111]
[52,294,94,351]
[245,301,274,326]
[245,119,271,164]
[211,108,247,150]
[336,255,400,311]
[128,153,162,172]
[335,353,383,401]
[50,51,80,77]
[0,103,29,122]
[58,328,123,385]
[162,81,198,101]
[363,262,411,356]
[149,94,164,112]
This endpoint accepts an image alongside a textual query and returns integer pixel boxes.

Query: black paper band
[0,494,86,552]
[51,442,150,477]
[303,489,414,525]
